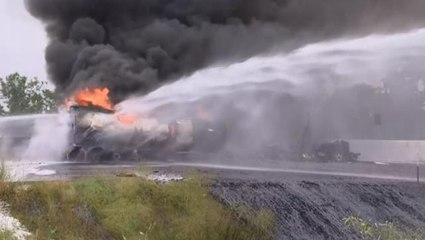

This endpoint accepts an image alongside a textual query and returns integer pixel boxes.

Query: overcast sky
[0,0,48,81]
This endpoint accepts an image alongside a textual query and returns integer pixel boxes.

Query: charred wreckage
[63,88,359,163]
[66,105,227,162]
[65,88,227,161]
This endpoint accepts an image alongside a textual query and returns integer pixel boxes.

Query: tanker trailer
[66,105,226,161]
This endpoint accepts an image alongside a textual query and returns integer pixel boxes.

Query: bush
[344,216,425,240]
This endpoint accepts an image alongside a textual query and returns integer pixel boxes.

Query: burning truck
[64,88,359,162]
[66,88,227,161]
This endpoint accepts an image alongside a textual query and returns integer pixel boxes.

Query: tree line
[0,73,56,115]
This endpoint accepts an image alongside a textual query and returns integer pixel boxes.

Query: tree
[0,73,56,115]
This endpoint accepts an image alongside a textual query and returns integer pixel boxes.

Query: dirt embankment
[212,176,425,240]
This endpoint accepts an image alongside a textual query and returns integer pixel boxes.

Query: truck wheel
[97,151,122,162]
[112,152,121,161]
[67,146,82,161]
[86,147,104,162]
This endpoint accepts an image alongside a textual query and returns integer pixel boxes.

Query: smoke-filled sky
[25,0,425,103]
[0,0,47,81]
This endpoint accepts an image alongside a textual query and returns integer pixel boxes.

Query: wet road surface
[11,159,425,183]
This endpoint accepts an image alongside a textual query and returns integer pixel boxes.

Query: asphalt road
[13,159,425,183]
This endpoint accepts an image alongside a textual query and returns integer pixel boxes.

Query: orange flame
[197,105,212,120]
[74,88,114,111]
[117,114,137,125]
[67,87,144,126]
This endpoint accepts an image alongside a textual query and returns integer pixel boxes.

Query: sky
[0,0,48,82]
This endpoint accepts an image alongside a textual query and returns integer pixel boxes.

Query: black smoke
[26,0,425,103]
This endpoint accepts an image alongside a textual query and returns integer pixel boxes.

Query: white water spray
[0,112,70,180]
[120,28,425,113]
[23,111,70,162]
[117,28,425,157]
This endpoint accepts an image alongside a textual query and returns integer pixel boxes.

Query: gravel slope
[211,175,425,240]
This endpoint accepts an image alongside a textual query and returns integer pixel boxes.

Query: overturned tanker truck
[66,104,227,161]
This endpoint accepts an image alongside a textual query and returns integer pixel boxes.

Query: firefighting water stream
[118,28,425,161]
[7,28,425,180]
[121,28,425,112]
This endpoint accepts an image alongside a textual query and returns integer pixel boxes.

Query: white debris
[147,173,184,183]
[5,161,57,181]
[374,162,390,166]
[28,169,56,176]
[0,202,31,240]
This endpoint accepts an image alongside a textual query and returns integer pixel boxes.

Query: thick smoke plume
[26,0,425,103]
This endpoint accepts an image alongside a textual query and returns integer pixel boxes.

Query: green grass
[0,161,9,182]
[0,177,274,240]
[344,216,425,240]
[0,230,18,240]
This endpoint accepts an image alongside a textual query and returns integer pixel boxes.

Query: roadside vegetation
[0,175,274,240]
[0,73,56,115]
[0,230,17,240]
[345,216,425,240]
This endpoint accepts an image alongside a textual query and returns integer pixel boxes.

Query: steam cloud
[26,0,425,103]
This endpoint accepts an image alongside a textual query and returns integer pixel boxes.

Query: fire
[66,87,143,126]
[197,105,212,120]
[117,114,137,125]
[73,88,114,111]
